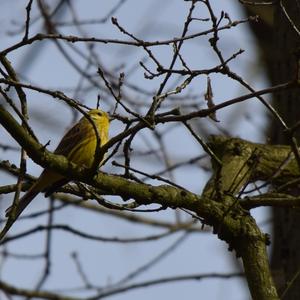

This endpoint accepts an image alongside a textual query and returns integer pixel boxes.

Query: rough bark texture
[241,1,300,297]
[270,1,300,298]
[0,103,282,299]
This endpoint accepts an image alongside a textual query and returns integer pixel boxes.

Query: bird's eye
[97,112,102,116]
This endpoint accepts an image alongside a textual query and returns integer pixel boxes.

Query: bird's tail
[0,170,64,242]
[5,186,40,217]
[0,183,41,242]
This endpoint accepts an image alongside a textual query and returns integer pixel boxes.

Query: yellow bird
[0,109,110,241]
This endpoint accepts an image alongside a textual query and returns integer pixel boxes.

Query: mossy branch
[0,105,286,299]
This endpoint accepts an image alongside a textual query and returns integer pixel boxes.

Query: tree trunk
[241,0,300,297]
[270,1,300,298]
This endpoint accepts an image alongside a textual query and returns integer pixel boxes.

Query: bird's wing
[54,122,86,156]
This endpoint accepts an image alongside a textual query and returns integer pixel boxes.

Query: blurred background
[0,1,273,299]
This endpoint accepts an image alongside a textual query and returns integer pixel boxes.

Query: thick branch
[0,105,280,299]
[209,135,300,185]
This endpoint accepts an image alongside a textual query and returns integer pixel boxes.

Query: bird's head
[88,109,110,124]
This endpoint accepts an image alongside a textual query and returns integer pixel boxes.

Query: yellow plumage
[32,109,110,194]
[0,109,110,241]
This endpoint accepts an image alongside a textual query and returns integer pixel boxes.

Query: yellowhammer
[0,109,110,241]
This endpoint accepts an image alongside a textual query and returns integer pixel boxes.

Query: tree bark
[0,104,282,299]
[239,1,300,297]
[270,1,300,298]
